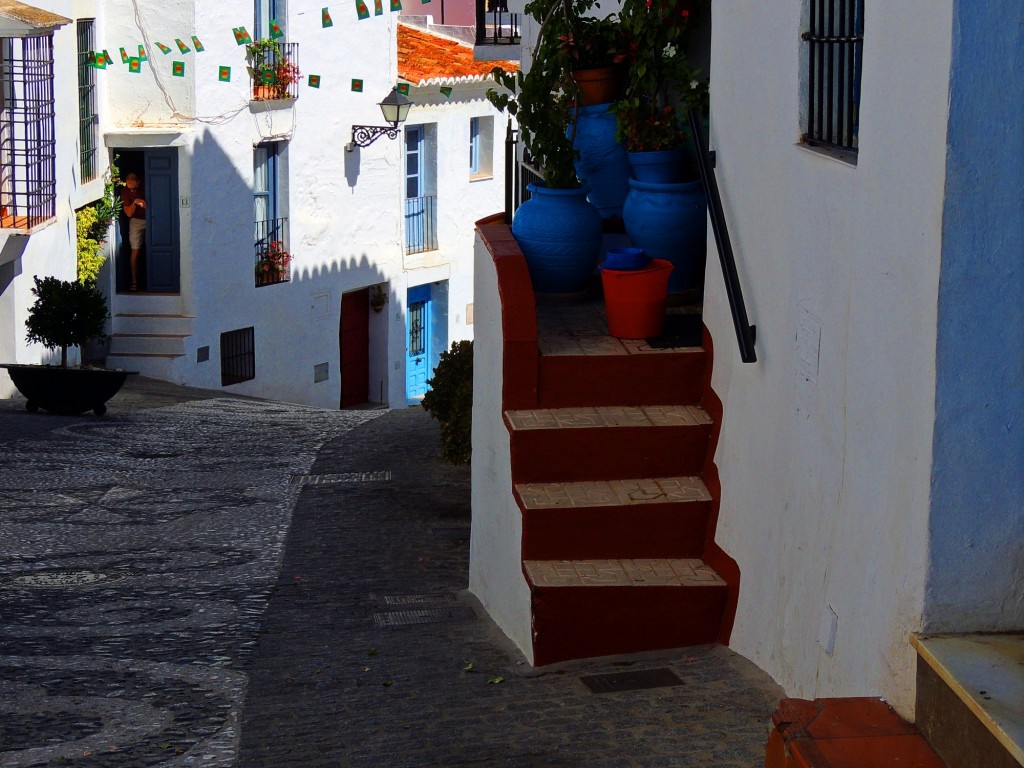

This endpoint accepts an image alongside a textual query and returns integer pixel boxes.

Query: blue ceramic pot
[622,178,707,293]
[512,184,603,294]
[626,148,688,183]
[570,104,630,218]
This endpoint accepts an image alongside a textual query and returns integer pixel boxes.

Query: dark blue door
[144,149,180,293]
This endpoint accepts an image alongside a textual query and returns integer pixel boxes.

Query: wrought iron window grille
[475,0,520,46]
[220,326,256,385]
[404,194,438,254]
[802,0,864,158]
[248,41,300,102]
[254,216,291,287]
[76,20,98,184]
[0,34,57,231]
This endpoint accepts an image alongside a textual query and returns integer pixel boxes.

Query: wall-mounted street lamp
[345,86,414,152]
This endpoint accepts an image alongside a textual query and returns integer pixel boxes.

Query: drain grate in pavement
[1,569,133,589]
[382,592,457,606]
[373,606,476,627]
[290,471,391,485]
[580,667,683,694]
[430,525,471,540]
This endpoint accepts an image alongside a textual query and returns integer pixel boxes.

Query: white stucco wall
[1,1,109,397]
[87,4,500,408]
[469,229,533,659]
[705,1,953,716]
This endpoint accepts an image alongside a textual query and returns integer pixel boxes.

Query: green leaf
[487,676,505,684]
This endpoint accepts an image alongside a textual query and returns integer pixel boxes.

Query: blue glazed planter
[570,104,630,218]
[627,148,688,183]
[512,184,603,294]
[622,178,707,293]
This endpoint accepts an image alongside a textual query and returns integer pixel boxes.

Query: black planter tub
[1,364,138,416]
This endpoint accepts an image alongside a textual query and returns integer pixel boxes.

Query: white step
[109,333,186,357]
[113,313,194,336]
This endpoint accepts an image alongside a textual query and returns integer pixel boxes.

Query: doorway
[405,284,431,402]
[113,148,180,293]
[340,287,370,408]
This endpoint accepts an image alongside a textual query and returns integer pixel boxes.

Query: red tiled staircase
[480,216,739,666]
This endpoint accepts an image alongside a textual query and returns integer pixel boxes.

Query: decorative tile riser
[520,501,710,560]
[510,424,711,483]
[530,584,727,666]
[538,352,706,409]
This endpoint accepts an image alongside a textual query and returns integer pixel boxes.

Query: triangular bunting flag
[269,19,284,39]
[155,42,172,54]
[128,57,141,73]
[351,78,363,92]
[233,27,252,45]
[218,65,231,82]
[308,74,321,88]
[261,69,276,84]
[119,47,129,63]
[439,86,453,98]
[175,38,190,54]
[397,83,409,95]
[390,0,402,11]
[172,60,185,77]
[191,36,205,52]
[102,50,113,67]
[355,0,370,19]
[138,44,148,61]
[374,0,383,15]
[322,7,333,27]
[88,51,105,69]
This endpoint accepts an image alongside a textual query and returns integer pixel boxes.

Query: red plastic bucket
[601,258,673,339]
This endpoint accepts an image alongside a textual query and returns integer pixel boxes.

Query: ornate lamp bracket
[346,125,400,152]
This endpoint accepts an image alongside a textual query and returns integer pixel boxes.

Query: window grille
[803,0,864,156]
[221,327,256,385]
[475,0,519,46]
[0,34,57,230]
[76,20,97,183]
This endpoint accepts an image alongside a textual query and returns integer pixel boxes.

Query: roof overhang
[0,0,71,36]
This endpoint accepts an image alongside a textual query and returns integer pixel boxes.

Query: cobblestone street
[1,378,782,767]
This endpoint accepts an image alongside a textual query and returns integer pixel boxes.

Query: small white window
[469,116,494,179]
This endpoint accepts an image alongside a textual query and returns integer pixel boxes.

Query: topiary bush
[25,276,108,368]
[421,340,473,465]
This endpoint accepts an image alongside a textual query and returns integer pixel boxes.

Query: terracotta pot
[571,67,623,106]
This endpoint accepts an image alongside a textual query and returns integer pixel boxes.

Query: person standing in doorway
[120,173,146,291]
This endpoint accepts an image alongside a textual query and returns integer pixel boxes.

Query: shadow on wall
[181,127,406,406]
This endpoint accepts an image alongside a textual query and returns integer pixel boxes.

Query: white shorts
[128,217,146,249]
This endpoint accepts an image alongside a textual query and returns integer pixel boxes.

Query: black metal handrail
[689,106,757,363]
[503,121,542,225]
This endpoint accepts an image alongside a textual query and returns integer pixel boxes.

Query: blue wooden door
[144,149,180,293]
[406,284,431,401]
[404,127,425,252]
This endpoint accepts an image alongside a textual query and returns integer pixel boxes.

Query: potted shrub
[254,239,292,286]
[1,276,137,415]
[487,0,603,294]
[614,0,706,181]
[246,39,300,100]
[560,11,626,105]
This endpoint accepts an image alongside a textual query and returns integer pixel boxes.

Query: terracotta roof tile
[398,23,519,86]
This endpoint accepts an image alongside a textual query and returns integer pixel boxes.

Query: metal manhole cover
[2,570,132,589]
[373,606,475,627]
[580,667,683,694]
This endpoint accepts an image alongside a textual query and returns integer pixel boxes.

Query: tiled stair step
[516,476,711,560]
[506,405,713,483]
[524,558,728,665]
[537,340,706,408]
[912,633,1024,768]
[108,333,187,357]
[766,697,947,768]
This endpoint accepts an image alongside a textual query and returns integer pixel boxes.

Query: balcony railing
[248,41,300,102]
[405,194,438,254]
[475,0,520,46]
[254,216,290,287]
[503,122,543,225]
